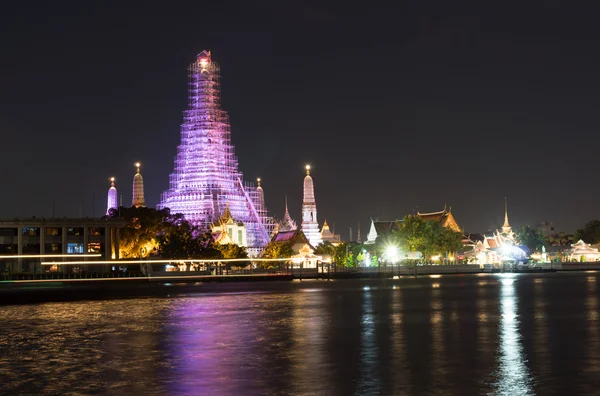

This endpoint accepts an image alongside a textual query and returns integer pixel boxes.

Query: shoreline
[1,268,599,306]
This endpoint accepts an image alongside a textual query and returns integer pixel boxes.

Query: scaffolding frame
[158,51,275,252]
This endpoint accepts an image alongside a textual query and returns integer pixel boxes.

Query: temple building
[106,177,118,215]
[268,228,324,268]
[417,207,461,232]
[301,165,322,247]
[132,162,146,208]
[468,199,526,264]
[158,51,274,254]
[211,205,247,247]
[365,206,464,245]
[320,220,341,246]
[274,196,298,234]
[568,240,600,262]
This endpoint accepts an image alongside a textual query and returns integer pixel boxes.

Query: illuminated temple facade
[365,206,464,245]
[301,165,322,247]
[158,51,274,253]
[106,177,117,215]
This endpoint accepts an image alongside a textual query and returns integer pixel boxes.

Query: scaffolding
[158,51,275,252]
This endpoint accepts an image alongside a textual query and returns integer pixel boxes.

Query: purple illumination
[158,51,274,252]
[106,177,117,215]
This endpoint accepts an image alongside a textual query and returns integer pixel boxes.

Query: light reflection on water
[1,274,600,395]
[493,275,533,395]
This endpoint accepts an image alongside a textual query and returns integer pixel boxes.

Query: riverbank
[0,274,293,305]
[2,264,600,306]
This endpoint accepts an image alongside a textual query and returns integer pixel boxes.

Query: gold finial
[257,177,261,187]
[135,162,141,173]
[110,177,115,187]
[305,164,311,175]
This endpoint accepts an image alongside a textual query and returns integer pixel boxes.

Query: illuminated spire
[132,162,146,208]
[157,51,274,252]
[106,177,117,215]
[301,164,322,247]
[279,196,297,232]
[502,197,511,234]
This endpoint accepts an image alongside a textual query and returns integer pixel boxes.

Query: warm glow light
[41,257,295,265]
[0,273,288,284]
[432,255,440,261]
[110,177,115,182]
[429,274,442,279]
[305,164,311,171]
[0,254,101,260]
[135,162,141,168]
[385,245,399,264]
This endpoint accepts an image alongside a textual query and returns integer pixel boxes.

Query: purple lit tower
[158,50,274,253]
[106,177,117,215]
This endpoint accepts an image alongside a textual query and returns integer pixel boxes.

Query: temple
[278,196,297,232]
[106,177,117,215]
[132,162,146,208]
[301,165,322,247]
[211,205,247,247]
[320,220,341,245]
[569,240,600,262]
[417,206,461,233]
[157,51,274,254]
[365,206,463,245]
[268,228,324,268]
[469,199,526,264]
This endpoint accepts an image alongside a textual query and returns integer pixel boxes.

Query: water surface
[1,272,599,395]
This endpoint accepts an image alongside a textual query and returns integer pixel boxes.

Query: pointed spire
[106,177,118,215]
[256,177,262,188]
[132,162,146,207]
[305,164,311,175]
[502,197,512,234]
[279,195,297,232]
[219,204,233,223]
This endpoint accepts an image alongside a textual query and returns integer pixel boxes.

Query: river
[1,272,599,395]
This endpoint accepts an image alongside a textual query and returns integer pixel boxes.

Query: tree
[546,232,574,247]
[315,241,335,256]
[575,220,600,244]
[217,244,248,259]
[333,242,349,266]
[262,242,294,259]
[515,225,546,251]
[385,215,464,263]
[107,206,171,258]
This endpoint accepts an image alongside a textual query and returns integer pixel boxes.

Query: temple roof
[219,205,233,223]
[373,221,400,235]
[321,220,334,237]
[271,228,312,247]
[279,196,297,232]
[417,208,462,233]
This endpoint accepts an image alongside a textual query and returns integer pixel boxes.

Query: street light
[385,244,399,264]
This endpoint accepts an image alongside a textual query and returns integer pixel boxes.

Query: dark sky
[1,1,599,237]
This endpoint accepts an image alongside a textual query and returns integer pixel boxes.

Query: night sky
[2,1,599,237]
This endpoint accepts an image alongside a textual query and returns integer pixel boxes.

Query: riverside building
[0,218,125,273]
